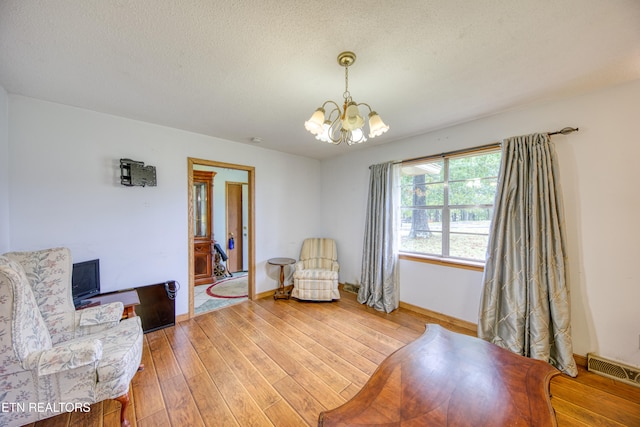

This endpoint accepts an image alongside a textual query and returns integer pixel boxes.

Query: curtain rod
[392,126,579,166]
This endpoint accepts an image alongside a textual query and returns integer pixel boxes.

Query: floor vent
[587,353,640,388]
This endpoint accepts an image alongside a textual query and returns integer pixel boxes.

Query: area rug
[194,273,248,315]
[206,274,249,298]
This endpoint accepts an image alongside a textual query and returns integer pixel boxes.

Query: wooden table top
[267,257,296,266]
[318,324,560,426]
[85,289,140,307]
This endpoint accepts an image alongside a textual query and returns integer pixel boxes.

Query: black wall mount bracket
[120,158,157,187]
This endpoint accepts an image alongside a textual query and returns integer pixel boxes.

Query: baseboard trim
[175,313,189,323]
[256,285,293,300]
[399,301,477,333]
[256,289,276,299]
[574,354,587,368]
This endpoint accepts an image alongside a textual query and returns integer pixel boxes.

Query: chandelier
[304,51,389,145]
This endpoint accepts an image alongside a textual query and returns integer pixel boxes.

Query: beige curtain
[358,162,399,313]
[479,133,577,377]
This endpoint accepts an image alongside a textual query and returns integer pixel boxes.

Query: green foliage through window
[399,149,501,261]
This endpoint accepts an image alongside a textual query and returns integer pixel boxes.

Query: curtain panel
[358,162,399,313]
[479,133,577,377]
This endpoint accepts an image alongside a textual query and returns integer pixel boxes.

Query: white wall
[0,85,9,253]
[322,79,640,368]
[7,95,322,315]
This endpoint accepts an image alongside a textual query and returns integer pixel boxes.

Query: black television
[72,259,101,305]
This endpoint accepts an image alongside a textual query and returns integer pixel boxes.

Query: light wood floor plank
[195,329,274,427]
[136,409,170,427]
[163,326,207,380]
[146,330,182,383]
[234,302,371,389]
[68,401,102,427]
[270,298,389,366]
[251,303,372,389]
[272,375,327,426]
[262,399,308,427]
[335,296,439,334]
[231,303,352,395]
[551,396,627,427]
[177,318,215,353]
[160,374,205,427]
[316,301,422,345]
[102,394,120,416]
[553,412,593,427]
[208,327,282,410]
[102,409,123,427]
[131,340,165,421]
[570,365,640,402]
[207,312,288,385]
[33,412,70,427]
[340,382,364,401]
[259,299,379,378]
[223,305,349,410]
[313,300,403,334]
[184,373,239,427]
[296,301,408,354]
[551,377,640,426]
[27,289,640,427]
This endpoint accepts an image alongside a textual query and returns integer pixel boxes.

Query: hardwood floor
[29,290,640,426]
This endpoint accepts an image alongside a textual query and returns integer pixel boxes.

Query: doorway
[187,158,255,318]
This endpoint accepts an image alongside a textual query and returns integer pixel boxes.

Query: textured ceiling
[1,0,639,159]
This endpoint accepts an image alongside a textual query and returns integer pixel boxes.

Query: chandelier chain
[343,65,351,101]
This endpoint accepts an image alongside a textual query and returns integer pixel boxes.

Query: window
[399,148,501,262]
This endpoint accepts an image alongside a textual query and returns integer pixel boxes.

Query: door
[226,182,244,273]
[193,170,216,285]
[242,184,249,268]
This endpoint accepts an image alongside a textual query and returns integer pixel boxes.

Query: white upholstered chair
[0,247,143,427]
[292,238,340,301]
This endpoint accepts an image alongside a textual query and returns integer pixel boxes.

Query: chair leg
[114,392,131,427]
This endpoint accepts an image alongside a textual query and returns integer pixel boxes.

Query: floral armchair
[292,238,340,301]
[0,247,143,427]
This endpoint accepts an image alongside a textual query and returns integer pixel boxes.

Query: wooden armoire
[193,170,216,286]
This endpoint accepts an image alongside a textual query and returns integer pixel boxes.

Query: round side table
[268,257,296,300]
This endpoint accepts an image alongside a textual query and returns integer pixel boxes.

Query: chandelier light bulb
[315,121,332,142]
[304,108,326,135]
[368,111,389,138]
[350,128,366,144]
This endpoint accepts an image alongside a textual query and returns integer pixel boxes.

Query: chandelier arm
[325,107,341,123]
[326,115,344,144]
[321,100,342,111]
[355,102,373,114]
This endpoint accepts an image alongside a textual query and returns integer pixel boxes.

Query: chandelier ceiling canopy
[304,51,389,146]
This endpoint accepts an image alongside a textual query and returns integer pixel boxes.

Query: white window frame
[398,146,501,269]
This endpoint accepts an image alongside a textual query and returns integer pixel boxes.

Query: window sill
[398,253,485,272]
